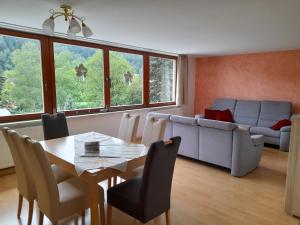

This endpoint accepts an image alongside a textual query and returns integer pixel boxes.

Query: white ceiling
[0,0,300,55]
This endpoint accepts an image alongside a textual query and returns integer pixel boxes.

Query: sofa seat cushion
[250,127,280,138]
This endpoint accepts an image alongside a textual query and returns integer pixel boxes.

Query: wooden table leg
[89,182,101,225]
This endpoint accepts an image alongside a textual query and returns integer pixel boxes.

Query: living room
[0,1,299,225]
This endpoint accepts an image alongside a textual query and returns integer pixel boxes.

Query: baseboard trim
[0,167,15,177]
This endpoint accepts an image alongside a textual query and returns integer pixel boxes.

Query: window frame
[0,27,177,123]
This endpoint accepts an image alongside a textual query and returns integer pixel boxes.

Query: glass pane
[150,57,176,103]
[0,34,44,116]
[109,51,143,106]
[54,43,104,111]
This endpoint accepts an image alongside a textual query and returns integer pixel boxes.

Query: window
[149,57,176,104]
[0,28,177,122]
[109,51,143,107]
[0,34,44,116]
[54,43,104,111]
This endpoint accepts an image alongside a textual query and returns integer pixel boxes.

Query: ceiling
[0,0,300,55]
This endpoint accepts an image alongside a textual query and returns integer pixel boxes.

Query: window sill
[0,105,181,129]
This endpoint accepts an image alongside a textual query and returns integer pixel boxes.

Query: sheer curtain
[176,55,188,106]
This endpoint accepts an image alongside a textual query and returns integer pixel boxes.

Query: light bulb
[69,17,81,33]
[82,23,93,38]
[42,17,55,35]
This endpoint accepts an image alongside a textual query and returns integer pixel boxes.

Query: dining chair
[107,137,181,225]
[20,135,105,225]
[109,113,140,187]
[2,127,73,225]
[117,113,140,143]
[115,116,167,183]
[41,112,69,140]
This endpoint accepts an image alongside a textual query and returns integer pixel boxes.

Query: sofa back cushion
[198,126,233,169]
[171,116,199,159]
[212,98,237,114]
[257,101,292,127]
[233,100,261,126]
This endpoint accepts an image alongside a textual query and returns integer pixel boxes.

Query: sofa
[147,112,264,177]
[200,98,293,151]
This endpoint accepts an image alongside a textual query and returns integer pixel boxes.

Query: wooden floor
[0,148,298,225]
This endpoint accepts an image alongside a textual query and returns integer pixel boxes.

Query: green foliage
[150,57,174,103]
[110,52,142,106]
[1,41,43,114]
[0,38,174,115]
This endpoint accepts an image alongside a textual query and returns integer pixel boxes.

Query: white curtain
[176,55,188,106]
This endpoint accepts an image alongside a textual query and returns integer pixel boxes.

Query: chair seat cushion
[250,127,281,138]
[51,165,73,183]
[107,178,142,220]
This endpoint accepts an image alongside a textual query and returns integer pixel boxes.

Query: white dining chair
[20,135,105,225]
[2,127,73,225]
[117,113,140,142]
[116,116,166,181]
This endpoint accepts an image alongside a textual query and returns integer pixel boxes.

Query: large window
[109,51,143,106]
[150,57,176,104]
[0,28,177,122]
[0,34,44,116]
[54,43,104,111]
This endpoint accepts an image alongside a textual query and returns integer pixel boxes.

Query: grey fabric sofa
[204,98,292,151]
[147,112,264,177]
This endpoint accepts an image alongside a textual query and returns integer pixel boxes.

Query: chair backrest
[20,136,60,217]
[140,137,181,221]
[42,112,69,140]
[147,112,172,140]
[2,128,36,200]
[141,117,166,147]
[117,113,140,142]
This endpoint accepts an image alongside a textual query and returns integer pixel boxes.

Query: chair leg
[27,201,34,225]
[165,210,170,225]
[17,193,23,218]
[99,202,105,225]
[107,204,112,225]
[113,176,117,186]
[81,210,86,225]
[108,178,112,188]
[39,210,44,225]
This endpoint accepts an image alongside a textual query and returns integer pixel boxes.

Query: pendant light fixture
[42,4,93,38]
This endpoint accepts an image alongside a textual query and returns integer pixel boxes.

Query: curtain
[176,55,188,106]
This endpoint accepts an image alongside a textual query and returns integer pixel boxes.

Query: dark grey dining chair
[107,136,181,225]
[41,113,69,140]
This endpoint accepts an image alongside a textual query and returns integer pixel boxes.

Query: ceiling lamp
[42,4,93,38]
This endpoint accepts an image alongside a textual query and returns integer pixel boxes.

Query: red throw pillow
[215,109,233,122]
[271,119,291,130]
[205,109,217,120]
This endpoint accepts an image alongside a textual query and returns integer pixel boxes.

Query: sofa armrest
[251,135,264,146]
[231,129,264,177]
[170,115,197,125]
[280,126,291,132]
[195,114,204,119]
[197,118,237,131]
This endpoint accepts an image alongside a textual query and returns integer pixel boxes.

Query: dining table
[40,131,148,225]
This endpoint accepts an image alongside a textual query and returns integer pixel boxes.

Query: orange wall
[194,50,300,114]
